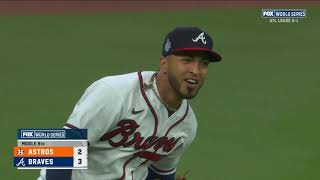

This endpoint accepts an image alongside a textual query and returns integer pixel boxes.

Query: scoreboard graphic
[14,129,88,169]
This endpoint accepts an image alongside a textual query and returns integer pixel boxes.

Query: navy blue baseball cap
[162,27,222,62]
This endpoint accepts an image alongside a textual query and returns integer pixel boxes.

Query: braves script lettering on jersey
[38,71,197,180]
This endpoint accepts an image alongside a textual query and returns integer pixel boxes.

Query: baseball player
[38,27,222,180]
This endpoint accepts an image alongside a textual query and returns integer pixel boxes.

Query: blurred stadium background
[1,1,319,179]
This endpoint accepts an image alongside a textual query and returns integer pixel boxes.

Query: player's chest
[100,105,189,156]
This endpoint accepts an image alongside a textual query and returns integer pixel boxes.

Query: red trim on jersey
[147,103,189,174]
[138,101,190,169]
[119,72,160,180]
[64,123,79,129]
[119,155,138,180]
[138,71,158,136]
[165,104,189,136]
[135,151,162,162]
[120,72,190,179]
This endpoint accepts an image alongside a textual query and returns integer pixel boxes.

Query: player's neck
[156,72,183,111]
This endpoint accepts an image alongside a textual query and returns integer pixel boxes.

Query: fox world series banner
[14,129,88,169]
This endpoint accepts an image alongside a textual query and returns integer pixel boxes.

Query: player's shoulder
[84,71,155,102]
[97,71,137,85]
[95,71,154,90]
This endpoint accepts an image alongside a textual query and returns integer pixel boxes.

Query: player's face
[165,51,211,99]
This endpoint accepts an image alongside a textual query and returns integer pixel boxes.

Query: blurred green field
[1,7,320,180]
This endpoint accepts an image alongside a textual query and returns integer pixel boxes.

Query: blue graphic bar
[18,129,87,140]
[14,157,73,167]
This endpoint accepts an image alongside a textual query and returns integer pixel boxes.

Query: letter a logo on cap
[192,32,207,44]
[164,39,171,52]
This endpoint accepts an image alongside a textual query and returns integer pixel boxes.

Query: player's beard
[167,71,204,100]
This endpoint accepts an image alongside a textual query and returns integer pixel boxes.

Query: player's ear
[160,56,168,73]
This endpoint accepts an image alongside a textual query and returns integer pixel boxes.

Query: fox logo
[192,32,207,44]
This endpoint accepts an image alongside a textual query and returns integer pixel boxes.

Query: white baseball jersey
[38,71,197,180]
